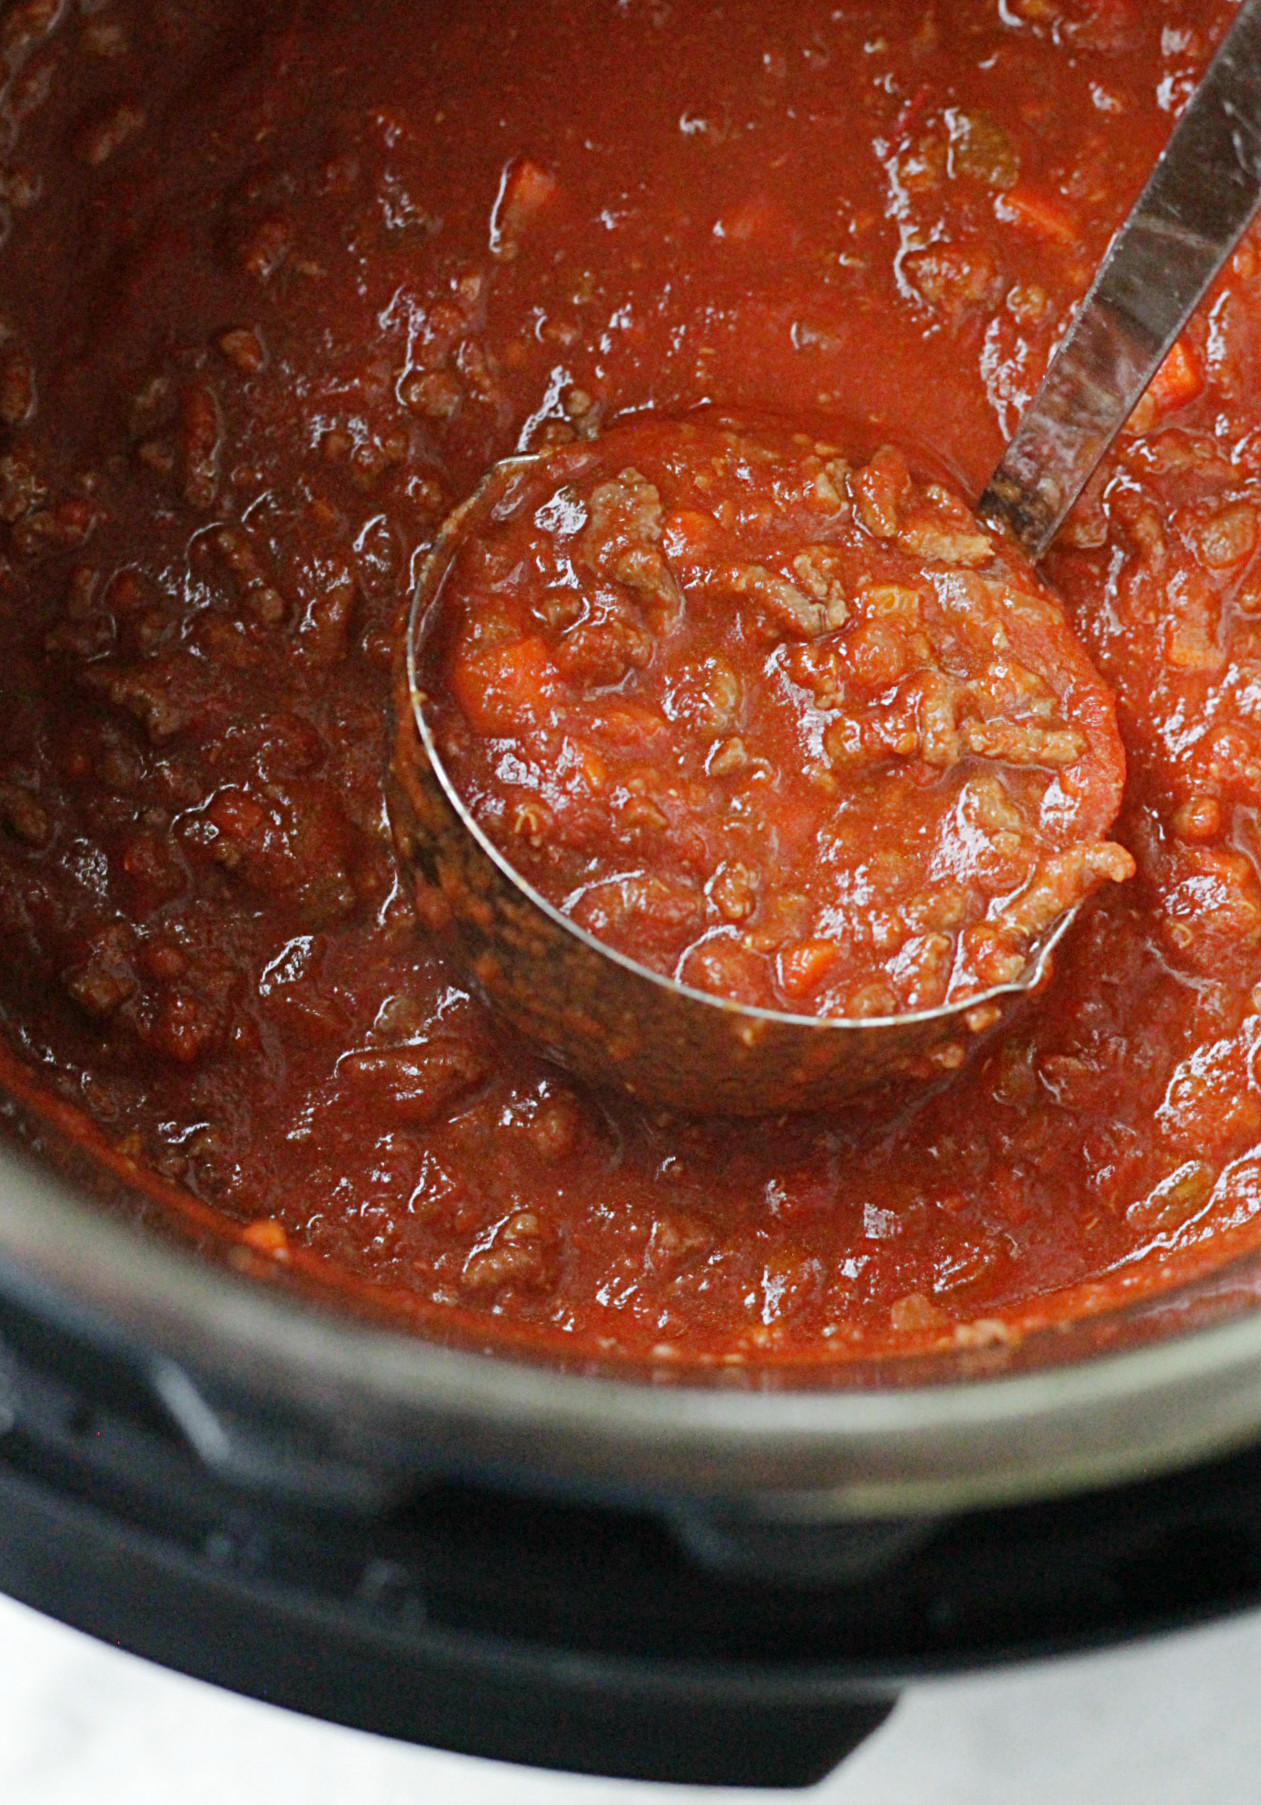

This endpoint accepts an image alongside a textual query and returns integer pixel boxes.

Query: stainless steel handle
[980,0,1261,557]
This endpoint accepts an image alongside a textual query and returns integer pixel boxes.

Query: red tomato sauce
[1,0,1260,1365]
[425,415,1131,1015]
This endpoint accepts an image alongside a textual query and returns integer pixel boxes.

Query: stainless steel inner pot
[2,1113,1261,1522]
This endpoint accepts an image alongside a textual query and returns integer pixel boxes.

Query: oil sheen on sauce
[1,0,1260,1366]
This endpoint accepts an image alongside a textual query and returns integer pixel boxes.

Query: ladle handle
[979,0,1261,558]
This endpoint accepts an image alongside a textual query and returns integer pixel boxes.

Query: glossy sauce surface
[427,416,1131,1015]
[2,0,1261,1363]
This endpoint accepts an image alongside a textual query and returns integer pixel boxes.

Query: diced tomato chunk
[587,702,667,749]
[562,738,609,794]
[448,637,560,736]
[206,787,268,843]
[663,509,725,564]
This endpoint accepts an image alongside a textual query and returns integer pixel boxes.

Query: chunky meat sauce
[427,415,1131,1015]
[1,0,1260,1364]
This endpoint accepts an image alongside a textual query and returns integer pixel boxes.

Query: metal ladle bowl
[387,0,1261,1116]
[387,457,1077,1117]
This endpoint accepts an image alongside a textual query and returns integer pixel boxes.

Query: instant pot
[0,1082,1260,1788]
[0,0,1257,1788]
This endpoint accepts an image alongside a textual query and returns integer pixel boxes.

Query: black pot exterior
[2,1263,1260,1789]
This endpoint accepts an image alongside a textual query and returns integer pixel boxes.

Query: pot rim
[2,1140,1261,1516]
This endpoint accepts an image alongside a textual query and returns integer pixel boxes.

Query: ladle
[389,0,1261,1115]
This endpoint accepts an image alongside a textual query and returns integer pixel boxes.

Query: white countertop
[0,1592,1258,1802]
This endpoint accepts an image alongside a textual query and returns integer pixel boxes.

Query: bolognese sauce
[0,0,1258,1363]
[424,415,1132,1015]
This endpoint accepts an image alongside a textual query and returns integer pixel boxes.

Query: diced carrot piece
[1148,336,1204,411]
[241,1217,289,1255]
[995,185,1077,244]
[1126,336,1204,433]
[778,938,839,1000]
[449,637,559,736]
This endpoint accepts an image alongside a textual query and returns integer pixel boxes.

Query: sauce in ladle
[422,414,1133,1019]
